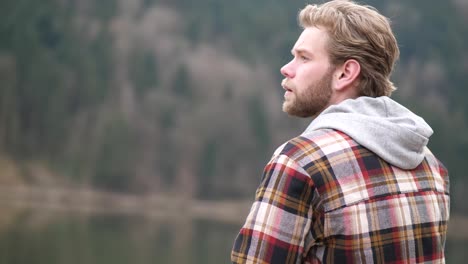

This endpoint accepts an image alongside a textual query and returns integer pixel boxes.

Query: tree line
[0,0,466,214]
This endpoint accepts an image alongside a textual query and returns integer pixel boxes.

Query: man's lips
[281,80,293,92]
[282,82,293,99]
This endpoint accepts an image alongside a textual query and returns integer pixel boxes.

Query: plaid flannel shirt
[232,129,449,264]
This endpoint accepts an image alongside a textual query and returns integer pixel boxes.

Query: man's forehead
[292,27,328,54]
[292,39,309,53]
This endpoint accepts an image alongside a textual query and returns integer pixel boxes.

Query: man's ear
[334,59,361,91]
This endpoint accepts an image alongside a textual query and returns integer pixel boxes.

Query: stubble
[282,66,335,118]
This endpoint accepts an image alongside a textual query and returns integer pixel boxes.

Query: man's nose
[280,61,295,78]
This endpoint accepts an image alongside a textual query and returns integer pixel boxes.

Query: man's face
[280,27,335,118]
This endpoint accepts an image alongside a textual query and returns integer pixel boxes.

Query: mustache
[281,79,293,89]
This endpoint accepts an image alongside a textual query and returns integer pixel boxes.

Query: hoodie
[303,96,433,170]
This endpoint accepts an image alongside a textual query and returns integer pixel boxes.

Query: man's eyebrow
[291,48,312,56]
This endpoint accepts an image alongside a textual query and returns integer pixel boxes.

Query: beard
[282,66,334,118]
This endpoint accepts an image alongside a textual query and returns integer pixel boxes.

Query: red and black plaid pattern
[232,129,449,264]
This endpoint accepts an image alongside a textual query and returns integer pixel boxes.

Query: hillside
[0,0,467,213]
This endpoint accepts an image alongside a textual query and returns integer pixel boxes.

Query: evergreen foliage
[0,0,466,213]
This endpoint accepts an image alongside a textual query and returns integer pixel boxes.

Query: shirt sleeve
[231,154,315,264]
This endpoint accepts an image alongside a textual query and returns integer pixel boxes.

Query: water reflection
[0,206,239,264]
[0,205,466,264]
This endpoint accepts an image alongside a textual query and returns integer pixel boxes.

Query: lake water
[0,206,240,264]
[0,206,466,264]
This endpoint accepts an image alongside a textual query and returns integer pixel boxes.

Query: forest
[1,0,467,217]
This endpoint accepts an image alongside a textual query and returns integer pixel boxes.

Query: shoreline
[0,186,467,239]
[0,185,251,225]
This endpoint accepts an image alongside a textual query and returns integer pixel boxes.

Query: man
[231,1,449,263]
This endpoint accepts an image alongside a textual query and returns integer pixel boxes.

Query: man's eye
[300,56,309,61]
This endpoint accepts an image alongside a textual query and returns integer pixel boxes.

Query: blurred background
[0,0,467,263]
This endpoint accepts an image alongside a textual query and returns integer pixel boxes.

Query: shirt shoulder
[272,129,357,167]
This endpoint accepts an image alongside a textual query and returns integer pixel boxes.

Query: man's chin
[282,102,319,118]
[282,102,293,115]
[283,104,306,118]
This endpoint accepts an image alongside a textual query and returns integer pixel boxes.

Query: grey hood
[303,96,433,170]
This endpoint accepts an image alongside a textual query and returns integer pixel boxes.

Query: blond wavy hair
[299,0,400,96]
